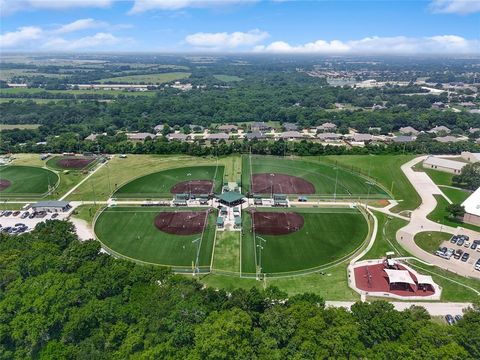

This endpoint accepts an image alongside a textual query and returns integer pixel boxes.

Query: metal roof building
[423,156,466,174]
[462,187,480,226]
[32,201,71,212]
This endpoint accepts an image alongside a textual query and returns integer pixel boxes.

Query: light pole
[256,236,267,280]
[192,237,201,276]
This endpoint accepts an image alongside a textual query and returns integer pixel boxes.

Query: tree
[446,203,465,218]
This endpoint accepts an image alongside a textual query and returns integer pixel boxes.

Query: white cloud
[129,0,255,14]
[1,0,112,16]
[254,35,480,54]
[0,26,42,47]
[43,32,127,50]
[54,18,108,34]
[429,0,480,14]
[185,29,269,49]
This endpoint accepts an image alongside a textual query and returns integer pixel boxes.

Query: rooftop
[33,201,70,208]
[462,187,480,217]
[217,191,245,203]
[423,156,466,171]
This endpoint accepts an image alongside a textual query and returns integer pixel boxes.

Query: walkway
[59,159,108,201]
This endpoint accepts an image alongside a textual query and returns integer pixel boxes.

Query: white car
[464,241,470,248]
[475,259,480,271]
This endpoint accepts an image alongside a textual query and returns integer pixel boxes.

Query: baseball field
[0,165,59,198]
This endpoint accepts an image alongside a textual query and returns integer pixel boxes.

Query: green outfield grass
[0,123,40,131]
[212,231,240,272]
[94,207,216,269]
[0,165,58,198]
[242,155,389,199]
[114,165,224,198]
[98,72,191,84]
[241,207,369,276]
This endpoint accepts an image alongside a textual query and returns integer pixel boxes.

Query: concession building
[461,188,480,226]
[422,156,466,174]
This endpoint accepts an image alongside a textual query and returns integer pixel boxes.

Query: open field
[440,187,471,204]
[428,195,480,232]
[0,165,58,199]
[0,88,156,97]
[241,207,369,276]
[114,165,224,198]
[213,74,243,82]
[94,206,216,270]
[423,168,454,186]
[212,231,240,272]
[0,124,40,131]
[317,155,419,211]
[98,72,191,84]
[242,155,389,199]
[414,231,452,253]
[67,155,229,201]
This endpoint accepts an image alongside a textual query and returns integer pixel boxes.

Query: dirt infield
[170,180,214,194]
[251,173,315,194]
[0,179,11,191]
[57,157,95,169]
[252,211,304,235]
[154,210,208,235]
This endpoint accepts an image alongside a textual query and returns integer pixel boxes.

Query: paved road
[393,156,480,279]
[326,301,472,316]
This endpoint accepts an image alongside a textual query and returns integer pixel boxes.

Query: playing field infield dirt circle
[251,173,315,194]
[154,210,208,235]
[170,180,213,194]
[252,211,304,235]
[0,179,12,191]
[57,157,95,169]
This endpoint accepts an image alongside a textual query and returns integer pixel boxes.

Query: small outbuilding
[32,201,71,213]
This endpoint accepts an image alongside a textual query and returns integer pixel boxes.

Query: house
[428,126,451,134]
[245,131,266,140]
[154,124,165,133]
[461,187,480,226]
[218,124,238,132]
[167,133,188,141]
[434,136,464,143]
[317,133,342,141]
[84,133,106,141]
[372,104,386,110]
[468,109,480,114]
[278,131,304,140]
[392,135,416,143]
[351,133,373,142]
[251,122,270,132]
[469,127,480,134]
[459,101,476,107]
[283,123,298,131]
[461,152,480,163]
[423,156,466,174]
[206,133,229,141]
[317,122,337,132]
[127,133,156,142]
[432,102,446,109]
[399,126,419,135]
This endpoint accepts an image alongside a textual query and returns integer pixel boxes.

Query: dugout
[216,216,224,228]
[216,191,245,207]
[273,194,288,207]
[234,217,242,229]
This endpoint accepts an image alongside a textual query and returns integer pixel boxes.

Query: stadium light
[192,237,201,276]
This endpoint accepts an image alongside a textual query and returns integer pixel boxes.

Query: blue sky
[1,0,479,54]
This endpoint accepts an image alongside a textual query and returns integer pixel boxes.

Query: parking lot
[0,208,72,235]
[437,234,480,273]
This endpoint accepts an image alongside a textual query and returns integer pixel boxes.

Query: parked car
[464,241,471,248]
[454,315,462,322]
[51,213,59,219]
[457,238,465,246]
[435,247,447,256]
[3,211,12,217]
[445,314,455,325]
[461,253,470,262]
[475,259,480,271]
[441,248,455,259]
[28,212,36,219]
[470,242,477,250]
[453,249,463,259]
[0,210,4,217]
[12,211,20,217]
[20,212,29,219]
[450,236,458,244]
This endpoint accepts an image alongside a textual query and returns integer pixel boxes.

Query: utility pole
[192,237,201,276]
[256,236,267,280]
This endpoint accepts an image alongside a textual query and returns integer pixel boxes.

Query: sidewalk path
[59,160,108,201]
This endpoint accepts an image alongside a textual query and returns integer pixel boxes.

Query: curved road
[391,156,480,279]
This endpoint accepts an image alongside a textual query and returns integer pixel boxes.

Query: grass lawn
[114,165,224,199]
[241,207,369,275]
[213,74,244,82]
[221,154,242,184]
[414,231,452,253]
[98,72,191,84]
[423,168,454,186]
[0,165,58,199]
[94,207,216,269]
[427,195,480,232]
[440,187,471,204]
[212,231,240,273]
[318,155,420,212]
[242,155,389,199]
[0,124,40,131]
[11,153,45,167]
[72,204,104,224]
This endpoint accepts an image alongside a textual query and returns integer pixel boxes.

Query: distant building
[434,136,465,143]
[468,109,480,114]
[459,101,476,107]
[251,122,270,132]
[84,133,106,141]
[283,123,298,131]
[392,135,416,143]
[154,124,165,133]
[317,122,337,132]
[423,156,466,174]
[206,133,229,141]
[351,133,373,142]
[278,131,304,140]
[127,133,156,142]
[461,187,480,226]
[245,131,266,140]
[399,126,419,135]
[218,124,238,132]
[461,151,480,163]
[429,126,451,134]
[167,133,188,141]
[432,102,446,110]
[469,127,480,134]
[372,104,386,110]
[317,133,342,141]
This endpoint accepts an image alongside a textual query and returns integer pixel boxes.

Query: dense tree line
[1,220,479,359]
[453,163,480,190]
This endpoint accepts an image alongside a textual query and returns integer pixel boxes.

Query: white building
[423,156,466,174]
[461,188,480,226]
[461,152,480,163]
